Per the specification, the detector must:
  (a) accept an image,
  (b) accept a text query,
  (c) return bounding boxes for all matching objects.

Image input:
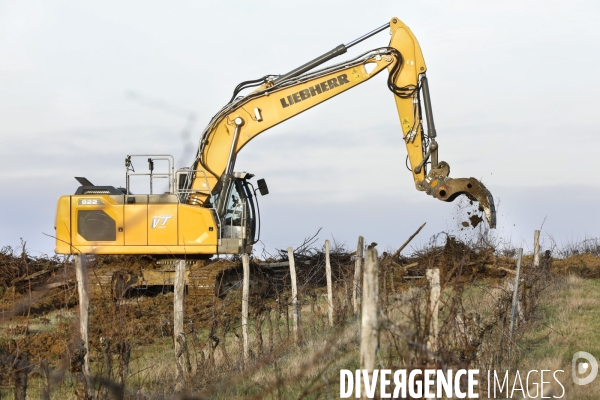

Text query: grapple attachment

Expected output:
[433,177,496,228]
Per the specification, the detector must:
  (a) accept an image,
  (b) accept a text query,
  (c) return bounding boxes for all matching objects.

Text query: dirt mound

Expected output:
[551,253,600,278]
[387,235,511,284]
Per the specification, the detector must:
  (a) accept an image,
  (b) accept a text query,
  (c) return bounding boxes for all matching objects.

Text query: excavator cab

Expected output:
[213,172,265,254]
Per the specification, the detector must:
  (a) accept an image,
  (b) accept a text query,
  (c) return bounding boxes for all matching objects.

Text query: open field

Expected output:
[1,233,599,399]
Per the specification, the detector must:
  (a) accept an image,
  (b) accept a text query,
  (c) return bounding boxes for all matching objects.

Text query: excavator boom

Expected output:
[184,17,496,227]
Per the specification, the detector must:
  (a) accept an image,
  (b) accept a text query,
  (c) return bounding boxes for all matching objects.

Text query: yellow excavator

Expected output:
[54,17,495,296]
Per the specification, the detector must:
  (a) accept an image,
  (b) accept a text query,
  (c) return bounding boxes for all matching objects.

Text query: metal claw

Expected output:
[433,177,497,228]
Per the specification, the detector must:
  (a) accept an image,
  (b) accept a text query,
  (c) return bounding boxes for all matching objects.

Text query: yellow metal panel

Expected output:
[124,204,148,245]
[388,17,427,184]
[71,244,218,255]
[148,204,178,246]
[178,205,217,246]
[191,56,392,195]
[70,195,124,248]
[54,196,72,254]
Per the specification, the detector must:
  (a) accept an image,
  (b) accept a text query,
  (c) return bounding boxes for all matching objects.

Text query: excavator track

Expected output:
[91,257,271,300]
[187,259,271,297]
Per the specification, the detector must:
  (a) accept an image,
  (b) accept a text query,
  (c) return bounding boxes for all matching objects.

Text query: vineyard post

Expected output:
[13,354,29,400]
[255,310,264,357]
[353,236,364,314]
[174,260,190,391]
[325,240,334,327]
[275,297,282,341]
[509,248,523,359]
[288,247,300,343]
[533,230,540,268]
[242,254,250,363]
[360,248,379,398]
[267,308,274,353]
[75,254,93,398]
[426,268,440,355]
[525,229,541,316]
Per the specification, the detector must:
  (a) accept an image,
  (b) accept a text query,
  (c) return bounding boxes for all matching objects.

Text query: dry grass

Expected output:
[518,275,600,399]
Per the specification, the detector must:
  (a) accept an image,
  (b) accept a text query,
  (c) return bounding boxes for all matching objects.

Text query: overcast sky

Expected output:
[1,0,599,257]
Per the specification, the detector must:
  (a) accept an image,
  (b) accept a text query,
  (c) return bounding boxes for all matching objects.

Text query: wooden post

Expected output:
[353,236,364,314]
[533,230,540,268]
[391,222,426,259]
[40,359,50,400]
[325,240,334,327]
[174,260,190,392]
[267,308,274,353]
[426,269,440,355]
[13,354,29,400]
[99,337,111,399]
[117,340,130,388]
[310,293,318,337]
[284,297,290,339]
[382,266,387,305]
[360,248,379,398]
[173,260,185,342]
[242,254,250,363]
[275,298,282,342]
[255,310,264,357]
[526,229,541,317]
[509,248,523,358]
[75,254,93,398]
[288,247,300,343]
[344,281,350,310]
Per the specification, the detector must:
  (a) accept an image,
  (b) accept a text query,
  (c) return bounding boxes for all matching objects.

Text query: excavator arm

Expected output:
[186,17,496,227]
